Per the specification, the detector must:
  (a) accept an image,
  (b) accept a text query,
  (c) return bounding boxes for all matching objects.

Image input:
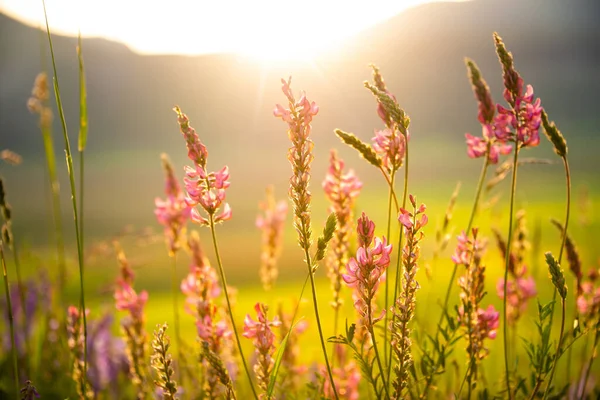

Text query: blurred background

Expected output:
[0,0,599,288]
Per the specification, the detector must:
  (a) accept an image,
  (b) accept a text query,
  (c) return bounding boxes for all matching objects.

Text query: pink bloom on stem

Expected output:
[154,154,191,255]
[322,150,363,208]
[477,305,500,339]
[343,213,392,328]
[372,128,406,172]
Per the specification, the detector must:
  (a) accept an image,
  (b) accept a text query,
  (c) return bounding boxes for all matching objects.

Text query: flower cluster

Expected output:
[243,303,281,394]
[154,153,191,256]
[343,212,392,329]
[456,229,499,382]
[391,195,427,398]
[66,305,93,399]
[174,106,232,226]
[577,265,600,325]
[113,242,149,397]
[87,314,128,396]
[273,77,319,253]
[323,149,362,310]
[27,72,53,130]
[372,128,406,173]
[256,185,288,291]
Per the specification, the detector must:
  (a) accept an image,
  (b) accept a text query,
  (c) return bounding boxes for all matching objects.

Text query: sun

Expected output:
[0,0,453,60]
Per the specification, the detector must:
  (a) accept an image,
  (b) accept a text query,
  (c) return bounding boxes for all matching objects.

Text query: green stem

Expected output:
[42,0,88,383]
[208,215,258,400]
[383,171,396,369]
[542,299,566,400]
[387,139,409,385]
[1,241,20,396]
[170,253,183,384]
[10,240,29,375]
[542,157,571,399]
[502,146,520,400]
[438,154,490,329]
[368,320,391,400]
[421,151,490,400]
[303,240,339,400]
[578,325,599,400]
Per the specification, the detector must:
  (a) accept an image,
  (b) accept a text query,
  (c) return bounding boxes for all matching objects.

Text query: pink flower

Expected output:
[356,212,375,248]
[174,107,232,227]
[243,303,282,392]
[322,150,362,210]
[115,284,148,321]
[477,305,500,339]
[154,155,191,255]
[496,275,537,322]
[322,346,360,400]
[494,82,542,147]
[343,213,392,328]
[372,128,406,172]
[184,165,232,226]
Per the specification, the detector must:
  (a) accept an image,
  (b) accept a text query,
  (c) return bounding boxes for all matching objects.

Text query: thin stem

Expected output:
[438,154,490,329]
[542,157,571,399]
[42,0,88,382]
[502,146,520,400]
[208,215,258,400]
[579,326,599,400]
[387,139,409,384]
[170,253,183,383]
[541,299,566,400]
[379,167,399,211]
[10,241,29,376]
[383,171,396,369]
[1,242,20,397]
[303,240,339,400]
[368,320,391,400]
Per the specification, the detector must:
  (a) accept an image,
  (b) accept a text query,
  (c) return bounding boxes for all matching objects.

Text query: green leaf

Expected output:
[267,319,303,397]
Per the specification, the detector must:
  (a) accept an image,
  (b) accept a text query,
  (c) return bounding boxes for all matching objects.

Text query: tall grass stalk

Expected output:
[541,157,571,400]
[502,146,520,400]
[1,240,19,397]
[170,254,182,377]
[302,229,339,400]
[77,29,87,289]
[579,324,599,400]
[383,170,396,368]
[386,140,409,385]
[42,0,88,379]
[208,215,258,400]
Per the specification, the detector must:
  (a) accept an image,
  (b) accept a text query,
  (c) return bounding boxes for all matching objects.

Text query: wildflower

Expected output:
[372,128,406,173]
[181,231,233,397]
[243,303,281,394]
[273,76,319,253]
[113,243,149,398]
[174,106,232,226]
[464,60,513,164]
[323,150,362,310]
[343,212,392,330]
[256,185,288,290]
[87,314,128,395]
[66,306,93,399]
[456,229,497,388]
[154,154,191,256]
[493,33,543,147]
[391,195,427,398]
[150,324,178,400]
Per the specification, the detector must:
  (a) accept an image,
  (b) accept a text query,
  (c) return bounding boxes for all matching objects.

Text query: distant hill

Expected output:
[1,0,599,243]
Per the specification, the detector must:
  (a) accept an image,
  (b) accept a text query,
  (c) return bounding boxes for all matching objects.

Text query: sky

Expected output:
[0,0,459,59]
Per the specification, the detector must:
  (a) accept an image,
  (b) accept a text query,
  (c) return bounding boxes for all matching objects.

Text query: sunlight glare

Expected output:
[0,0,453,60]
